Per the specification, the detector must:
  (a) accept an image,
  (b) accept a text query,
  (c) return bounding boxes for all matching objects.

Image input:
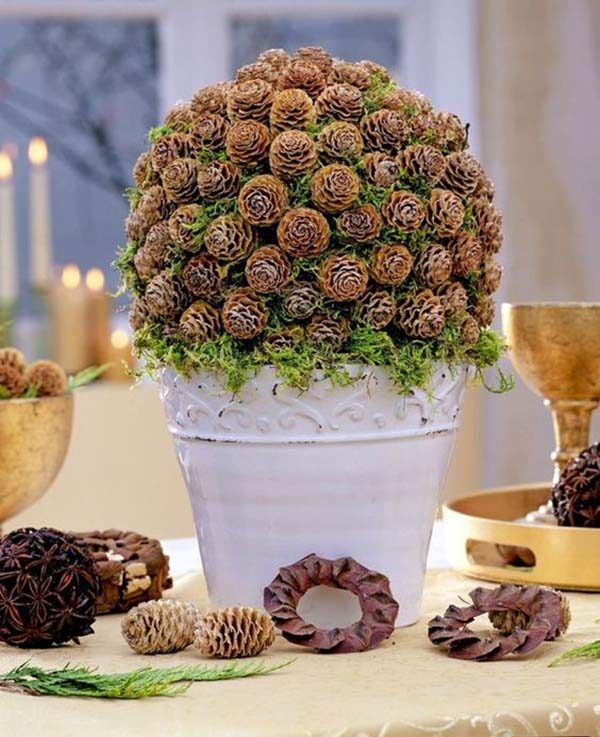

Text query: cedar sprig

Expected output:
[549,640,600,667]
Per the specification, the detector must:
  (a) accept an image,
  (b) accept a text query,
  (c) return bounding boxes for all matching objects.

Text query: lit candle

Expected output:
[0,152,17,304]
[28,137,52,291]
[85,267,110,363]
[102,328,133,382]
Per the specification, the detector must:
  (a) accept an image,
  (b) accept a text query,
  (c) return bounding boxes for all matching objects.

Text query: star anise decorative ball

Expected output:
[0,527,100,648]
[553,443,600,527]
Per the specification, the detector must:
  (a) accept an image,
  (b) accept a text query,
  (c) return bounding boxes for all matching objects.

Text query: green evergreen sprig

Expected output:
[549,640,600,667]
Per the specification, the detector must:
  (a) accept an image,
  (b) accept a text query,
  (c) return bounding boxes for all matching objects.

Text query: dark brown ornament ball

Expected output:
[0,527,100,648]
[552,442,600,527]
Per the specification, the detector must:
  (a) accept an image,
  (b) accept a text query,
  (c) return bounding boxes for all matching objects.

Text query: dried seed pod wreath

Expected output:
[117,46,508,395]
[264,553,399,654]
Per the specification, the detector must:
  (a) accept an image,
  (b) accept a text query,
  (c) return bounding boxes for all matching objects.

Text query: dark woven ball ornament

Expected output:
[0,527,100,648]
[552,442,600,527]
[264,553,399,654]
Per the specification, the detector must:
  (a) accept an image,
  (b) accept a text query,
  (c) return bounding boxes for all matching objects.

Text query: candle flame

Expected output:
[110,329,129,350]
[62,264,81,289]
[0,152,13,180]
[85,268,105,292]
[28,137,48,166]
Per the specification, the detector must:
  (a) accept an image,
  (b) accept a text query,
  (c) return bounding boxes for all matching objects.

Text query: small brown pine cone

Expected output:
[439,152,484,196]
[396,291,446,339]
[450,232,483,277]
[227,79,274,123]
[136,186,170,238]
[189,114,229,152]
[0,347,25,373]
[381,190,426,231]
[294,46,333,76]
[472,198,503,253]
[134,244,161,282]
[269,89,316,133]
[196,606,275,659]
[145,272,189,321]
[431,112,468,152]
[381,88,433,116]
[318,253,369,302]
[168,204,202,251]
[269,130,318,178]
[182,253,222,299]
[150,133,189,172]
[354,289,396,329]
[277,207,330,257]
[482,255,502,294]
[282,281,322,320]
[361,109,408,153]
[306,314,349,350]
[257,48,291,71]
[236,61,279,86]
[310,164,360,214]
[24,360,68,397]
[122,600,200,655]
[197,160,240,201]
[225,120,272,166]
[144,221,171,264]
[460,314,480,345]
[363,152,400,188]
[191,83,230,118]
[359,60,391,80]
[237,174,288,227]
[370,244,413,286]
[179,300,222,343]
[162,158,199,204]
[337,204,382,243]
[0,348,26,397]
[475,174,495,201]
[277,60,326,99]
[129,297,151,331]
[328,60,371,91]
[263,325,304,351]
[222,288,268,340]
[163,102,193,132]
[132,151,159,191]
[399,144,447,185]
[415,244,453,288]
[125,209,144,242]
[204,215,254,262]
[436,281,468,319]
[245,245,291,294]
[428,188,465,236]
[317,121,364,162]
[471,295,496,327]
[315,83,364,122]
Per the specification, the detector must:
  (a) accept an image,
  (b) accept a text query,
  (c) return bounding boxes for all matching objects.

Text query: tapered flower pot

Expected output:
[160,365,468,627]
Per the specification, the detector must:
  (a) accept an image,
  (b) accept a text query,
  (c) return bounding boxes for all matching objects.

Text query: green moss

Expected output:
[288,173,313,208]
[124,187,142,212]
[363,73,398,114]
[147,124,174,143]
[113,241,143,297]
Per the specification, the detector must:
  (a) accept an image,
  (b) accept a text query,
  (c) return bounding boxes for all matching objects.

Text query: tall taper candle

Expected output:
[28,137,52,290]
[0,151,17,303]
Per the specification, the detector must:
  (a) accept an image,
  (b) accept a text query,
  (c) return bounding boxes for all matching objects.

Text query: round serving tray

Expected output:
[443,483,600,591]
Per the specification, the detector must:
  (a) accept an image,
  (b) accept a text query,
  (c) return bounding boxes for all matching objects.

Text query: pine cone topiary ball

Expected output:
[195,606,275,659]
[552,443,600,527]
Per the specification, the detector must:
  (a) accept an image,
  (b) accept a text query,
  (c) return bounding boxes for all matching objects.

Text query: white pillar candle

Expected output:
[0,151,17,303]
[28,137,52,290]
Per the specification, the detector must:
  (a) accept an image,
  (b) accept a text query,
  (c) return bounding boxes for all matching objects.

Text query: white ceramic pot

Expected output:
[159,365,468,627]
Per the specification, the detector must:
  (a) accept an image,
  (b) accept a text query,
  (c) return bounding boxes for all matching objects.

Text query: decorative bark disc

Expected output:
[263,553,399,653]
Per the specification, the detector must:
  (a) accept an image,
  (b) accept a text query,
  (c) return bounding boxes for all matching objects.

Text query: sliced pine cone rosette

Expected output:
[337,204,382,243]
[381,191,426,231]
[269,89,316,133]
[317,121,364,162]
[277,207,330,258]
[315,83,364,122]
[225,120,271,166]
[269,130,317,178]
[318,253,369,302]
[182,253,222,299]
[370,244,413,286]
[238,175,288,226]
[189,114,229,152]
[197,160,240,201]
[277,60,326,99]
[245,245,292,294]
[204,214,254,262]
[227,79,274,123]
[310,164,360,213]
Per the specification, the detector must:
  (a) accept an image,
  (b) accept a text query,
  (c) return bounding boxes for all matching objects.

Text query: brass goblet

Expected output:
[0,395,73,534]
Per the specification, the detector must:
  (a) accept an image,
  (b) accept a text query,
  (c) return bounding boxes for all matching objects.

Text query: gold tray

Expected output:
[443,484,600,591]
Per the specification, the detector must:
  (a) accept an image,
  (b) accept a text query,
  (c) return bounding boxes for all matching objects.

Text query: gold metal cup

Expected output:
[0,394,73,532]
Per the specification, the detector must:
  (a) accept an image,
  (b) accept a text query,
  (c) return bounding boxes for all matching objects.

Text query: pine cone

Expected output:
[471,295,496,327]
[226,120,271,166]
[306,314,349,350]
[282,281,322,320]
[475,174,495,201]
[191,83,230,118]
[415,244,453,288]
[318,253,369,302]
[399,144,447,185]
[189,113,229,152]
[129,297,151,331]
[363,152,400,188]
[162,157,199,204]
[381,88,433,116]
[317,121,364,162]
[328,60,371,90]
[269,89,316,133]
[122,599,200,655]
[435,281,468,318]
[277,60,326,99]
[197,160,240,201]
[310,164,360,213]
[236,61,279,86]
[0,346,25,373]
[354,289,396,329]
[227,79,274,123]
[361,109,407,153]
[145,221,171,264]
[277,207,330,258]
[440,152,484,196]
[136,186,170,238]
[359,60,391,80]
[450,232,483,276]
[294,46,333,76]
[337,204,382,243]
[179,300,222,343]
[315,83,363,122]
[168,204,202,251]
[552,443,600,527]
[134,244,161,282]
[428,188,465,236]
[196,606,275,659]
[222,288,268,340]
[0,347,26,397]
[370,244,413,285]
[269,130,318,178]
[132,151,158,190]
[472,198,503,253]
[263,326,304,351]
[145,272,189,321]
[237,174,288,227]
[245,245,292,294]
[396,291,446,339]
[381,190,426,231]
[164,102,193,132]
[431,112,468,152]
[204,214,254,261]
[460,315,480,344]
[150,133,189,172]
[182,253,222,299]
[257,48,291,71]
[125,209,144,242]
[482,255,502,294]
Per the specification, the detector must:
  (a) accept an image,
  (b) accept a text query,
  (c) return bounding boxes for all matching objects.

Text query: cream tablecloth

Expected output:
[0,568,599,737]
